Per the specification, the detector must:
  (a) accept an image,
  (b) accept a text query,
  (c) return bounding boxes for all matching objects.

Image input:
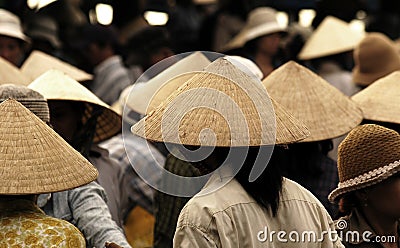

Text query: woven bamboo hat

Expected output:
[262,61,363,142]
[221,7,286,52]
[28,69,121,143]
[298,16,365,60]
[21,50,93,82]
[0,9,29,43]
[0,56,30,86]
[0,84,49,123]
[132,58,310,146]
[352,32,400,86]
[126,52,210,115]
[328,124,400,202]
[352,71,400,124]
[0,99,98,195]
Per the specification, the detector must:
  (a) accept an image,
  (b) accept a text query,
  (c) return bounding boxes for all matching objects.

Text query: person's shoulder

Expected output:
[281,178,328,208]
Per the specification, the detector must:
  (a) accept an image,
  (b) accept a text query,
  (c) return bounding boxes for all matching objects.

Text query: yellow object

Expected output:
[124,206,155,248]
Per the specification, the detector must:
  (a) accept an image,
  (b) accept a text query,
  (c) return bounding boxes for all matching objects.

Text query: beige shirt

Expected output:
[174,176,344,248]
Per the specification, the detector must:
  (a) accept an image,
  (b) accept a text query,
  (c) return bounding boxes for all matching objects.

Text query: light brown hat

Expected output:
[21,50,93,82]
[221,7,286,52]
[0,84,49,123]
[126,52,210,115]
[28,70,121,143]
[328,124,400,202]
[0,99,98,195]
[262,61,363,142]
[0,56,30,86]
[352,32,400,86]
[0,9,29,43]
[298,16,365,60]
[131,58,310,146]
[352,71,400,124]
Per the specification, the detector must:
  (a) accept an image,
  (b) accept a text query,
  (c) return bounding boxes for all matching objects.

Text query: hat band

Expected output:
[338,160,400,188]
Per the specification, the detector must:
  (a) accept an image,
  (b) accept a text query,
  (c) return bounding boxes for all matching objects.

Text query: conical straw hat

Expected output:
[262,61,363,142]
[21,50,93,82]
[126,52,210,115]
[0,56,30,86]
[298,16,365,60]
[132,58,310,146]
[0,99,98,194]
[352,71,400,124]
[28,70,121,143]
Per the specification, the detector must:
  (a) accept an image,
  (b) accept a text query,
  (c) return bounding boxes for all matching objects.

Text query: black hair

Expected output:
[282,140,333,183]
[203,146,285,216]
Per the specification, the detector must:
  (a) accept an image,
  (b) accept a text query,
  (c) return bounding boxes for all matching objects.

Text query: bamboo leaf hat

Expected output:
[262,61,363,142]
[0,99,98,194]
[28,69,121,143]
[131,58,310,147]
[21,50,93,82]
[352,71,400,125]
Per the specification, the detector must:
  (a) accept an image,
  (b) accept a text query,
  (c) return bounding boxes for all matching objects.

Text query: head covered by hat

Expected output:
[0,9,30,43]
[262,61,363,142]
[28,69,121,143]
[221,7,286,52]
[352,71,400,126]
[21,50,93,82]
[0,98,98,194]
[352,32,400,86]
[126,52,211,115]
[0,84,49,123]
[298,16,365,60]
[328,124,400,202]
[26,14,62,49]
[131,58,310,147]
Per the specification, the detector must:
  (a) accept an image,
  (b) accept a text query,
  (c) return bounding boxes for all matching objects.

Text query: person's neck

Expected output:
[361,207,399,246]
[254,52,274,77]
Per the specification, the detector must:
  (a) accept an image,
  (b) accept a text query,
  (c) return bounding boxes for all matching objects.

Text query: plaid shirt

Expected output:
[153,154,202,248]
[100,133,165,220]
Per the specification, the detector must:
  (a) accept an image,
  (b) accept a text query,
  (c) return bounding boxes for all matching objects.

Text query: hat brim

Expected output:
[29,29,62,48]
[221,24,286,52]
[328,160,400,202]
[352,64,400,86]
[0,28,30,43]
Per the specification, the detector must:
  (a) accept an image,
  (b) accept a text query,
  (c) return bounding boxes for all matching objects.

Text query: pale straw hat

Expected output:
[0,99,98,194]
[0,56,30,86]
[21,50,93,82]
[352,32,400,86]
[224,55,263,80]
[328,124,400,202]
[0,9,29,43]
[0,84,50,123]
[131,58,310,146]
[352,71,400,124]
[221,7,286,52]
[126,52,210,115]
[298,16,365,60]
[262,61,363,142]
[28,69,121,143]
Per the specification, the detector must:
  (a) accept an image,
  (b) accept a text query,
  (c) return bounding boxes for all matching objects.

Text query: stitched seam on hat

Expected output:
[338,160,400,188]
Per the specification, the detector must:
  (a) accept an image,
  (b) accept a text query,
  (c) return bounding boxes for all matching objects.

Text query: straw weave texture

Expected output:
[0,99,98,194]
[263,61,362,142]
[132,58,309,146]
[28,70,121,143]
[352,71,400,124]
[126,52,210,115]
[0,57,30,86]
[21,50,93,82]
[0,84,49,123]
[298,16,364,60]
[328,124,400,202]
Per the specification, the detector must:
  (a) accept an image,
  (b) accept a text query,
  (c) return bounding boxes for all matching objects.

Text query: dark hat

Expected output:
[75,24,119,49]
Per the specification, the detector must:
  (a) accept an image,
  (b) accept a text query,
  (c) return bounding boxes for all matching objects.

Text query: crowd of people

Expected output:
[0,2,399,248]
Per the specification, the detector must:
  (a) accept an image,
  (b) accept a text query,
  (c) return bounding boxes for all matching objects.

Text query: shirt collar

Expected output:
[94,55,122,74]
